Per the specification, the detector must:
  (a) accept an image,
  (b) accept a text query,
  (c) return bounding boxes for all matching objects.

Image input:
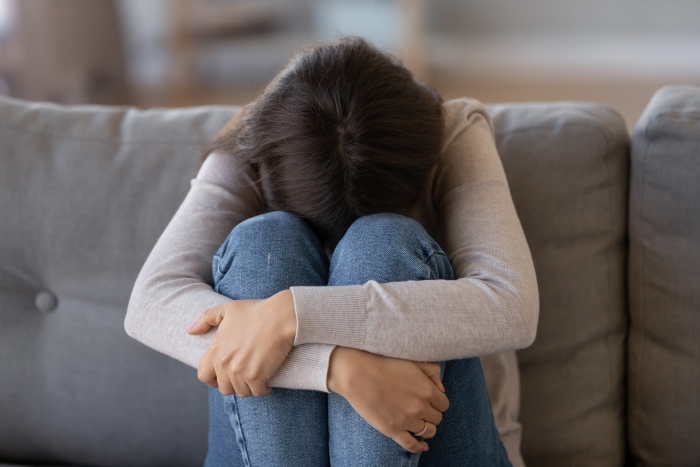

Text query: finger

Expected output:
[197,353,219,388]
[393,431,428,454]
[249,379,272,397]
[186,305,227,335]
[216,373,235,396]
[231,374,253,398]
[412,421,437,440]
[416,362,444,392]
[214,361,235,396]
[430,388,450,413]
[421,406,443,427]
[421,422,437,440]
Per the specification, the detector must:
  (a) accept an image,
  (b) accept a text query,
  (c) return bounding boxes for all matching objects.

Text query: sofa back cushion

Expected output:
[0,97,236,466]
[628,85,700,466]
[487,103,629,466]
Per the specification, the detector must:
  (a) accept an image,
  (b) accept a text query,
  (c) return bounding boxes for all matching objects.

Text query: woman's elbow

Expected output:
[515,290,539,349]
[124,291,148,343]
[124,305,141,341]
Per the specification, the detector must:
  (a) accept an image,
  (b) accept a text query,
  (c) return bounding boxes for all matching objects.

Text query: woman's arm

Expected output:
[291,99,539,361]
[124,147,334,392]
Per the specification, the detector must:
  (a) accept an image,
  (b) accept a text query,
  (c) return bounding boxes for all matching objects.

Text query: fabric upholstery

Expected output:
[0,97,237,466]
[486,103,630,466]
[628,85,700,466]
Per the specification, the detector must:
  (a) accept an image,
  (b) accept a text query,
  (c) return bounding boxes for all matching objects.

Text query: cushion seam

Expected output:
[0,125,214,146]
[495,122,622,139]
[641,112,700,126]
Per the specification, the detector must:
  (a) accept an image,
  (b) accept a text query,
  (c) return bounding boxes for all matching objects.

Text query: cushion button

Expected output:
[35,290,58,314]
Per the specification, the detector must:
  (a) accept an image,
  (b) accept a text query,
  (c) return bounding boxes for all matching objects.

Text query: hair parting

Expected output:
[207,36,445,245]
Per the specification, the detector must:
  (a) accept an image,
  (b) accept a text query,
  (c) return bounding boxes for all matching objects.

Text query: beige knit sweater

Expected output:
[125,98,538,467]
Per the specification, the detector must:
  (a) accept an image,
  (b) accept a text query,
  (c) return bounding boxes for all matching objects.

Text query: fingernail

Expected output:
[423,445,429,452]
[186,321,197,331]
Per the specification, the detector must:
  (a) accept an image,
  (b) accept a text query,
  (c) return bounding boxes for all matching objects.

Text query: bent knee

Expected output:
[344,213,424,243]
[341,213,431,254]
[330,213,453,284]
[212,211,328,295]
[233,211,309,239]
[214,211,320,277]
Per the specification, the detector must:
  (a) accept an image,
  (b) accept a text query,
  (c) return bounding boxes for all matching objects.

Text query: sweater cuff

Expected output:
[291,285,367,350]
[267,344,335,392]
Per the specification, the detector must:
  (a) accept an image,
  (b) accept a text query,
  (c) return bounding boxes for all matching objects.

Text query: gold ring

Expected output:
[414,421,428,437]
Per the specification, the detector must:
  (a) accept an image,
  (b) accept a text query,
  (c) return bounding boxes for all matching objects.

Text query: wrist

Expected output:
[327,347,358,394]
[273,289,297,345]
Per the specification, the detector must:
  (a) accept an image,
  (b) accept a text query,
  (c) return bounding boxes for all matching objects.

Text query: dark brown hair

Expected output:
[209,37,444,244]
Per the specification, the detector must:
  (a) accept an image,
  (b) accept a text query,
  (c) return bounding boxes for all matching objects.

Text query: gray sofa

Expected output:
[1,86,698,467]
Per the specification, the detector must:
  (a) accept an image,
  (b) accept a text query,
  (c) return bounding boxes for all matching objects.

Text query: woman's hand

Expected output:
[186,290,296,397]
[327,347,449,454]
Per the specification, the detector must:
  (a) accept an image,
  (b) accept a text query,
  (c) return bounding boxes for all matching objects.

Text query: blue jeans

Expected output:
[204,212,510,467]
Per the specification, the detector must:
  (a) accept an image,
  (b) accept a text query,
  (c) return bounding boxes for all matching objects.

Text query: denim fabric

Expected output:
[205,211,511,467]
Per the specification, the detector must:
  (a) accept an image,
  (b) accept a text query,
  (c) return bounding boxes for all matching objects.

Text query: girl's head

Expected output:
[211,37,444,244]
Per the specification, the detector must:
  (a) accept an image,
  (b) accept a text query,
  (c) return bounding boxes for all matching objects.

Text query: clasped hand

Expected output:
[187,289,450,453]
[186,290,297,397]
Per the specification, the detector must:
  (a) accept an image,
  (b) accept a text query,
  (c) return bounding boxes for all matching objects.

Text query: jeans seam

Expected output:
[229,396,252,467]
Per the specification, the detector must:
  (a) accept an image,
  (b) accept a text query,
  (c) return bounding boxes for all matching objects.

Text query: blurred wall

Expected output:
[433,0,700,34]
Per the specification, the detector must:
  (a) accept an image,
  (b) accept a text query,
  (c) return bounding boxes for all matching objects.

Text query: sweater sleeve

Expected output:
[291,99,539,361]
[124,150,335,392]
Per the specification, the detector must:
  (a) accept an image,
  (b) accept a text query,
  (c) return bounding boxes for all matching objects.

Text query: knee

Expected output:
[339,213,434,261]
[330,213,453,284]
[231,211,310,242]
[214,211,323,280]
[346,213,422,237]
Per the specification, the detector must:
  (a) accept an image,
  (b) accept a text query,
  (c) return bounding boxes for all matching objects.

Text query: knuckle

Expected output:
[434,412,443,425]
[251,384,268,397]
[234,383,251,398]
[441,395,450,411]
[410,401,425,416]
[387,418,400,431]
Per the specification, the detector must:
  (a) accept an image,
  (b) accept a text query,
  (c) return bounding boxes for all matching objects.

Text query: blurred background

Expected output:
[0,0,698,129]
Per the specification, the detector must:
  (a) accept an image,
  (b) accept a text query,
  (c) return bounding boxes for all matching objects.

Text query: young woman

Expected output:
[125,37,538,466]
